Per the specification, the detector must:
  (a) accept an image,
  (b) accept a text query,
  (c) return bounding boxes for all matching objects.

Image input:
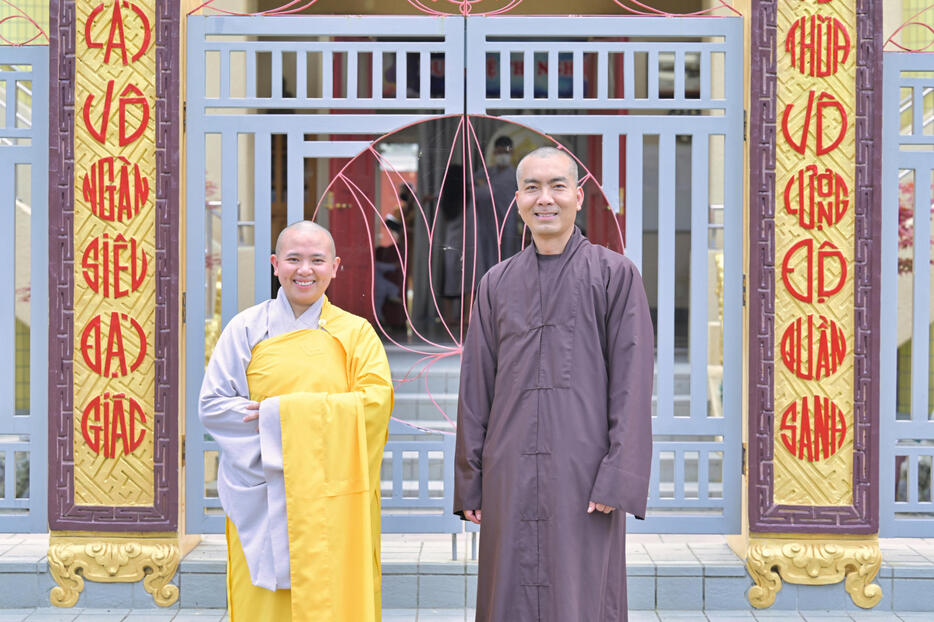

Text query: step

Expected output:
[2,535,932,611]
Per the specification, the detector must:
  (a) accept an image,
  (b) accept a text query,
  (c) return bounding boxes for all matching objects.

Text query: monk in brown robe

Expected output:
[454,146,654,622]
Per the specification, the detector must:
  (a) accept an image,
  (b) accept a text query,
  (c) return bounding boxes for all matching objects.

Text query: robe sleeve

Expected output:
[199,316,282,590]
[279,320,394,489]
[453,275,497,516]
[198,316,263,490]
[588,259,655,519]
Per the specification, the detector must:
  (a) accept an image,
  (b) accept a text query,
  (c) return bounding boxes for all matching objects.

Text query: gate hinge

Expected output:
[742,273,746,307]
[741,442,747,476]
[182,291,186,324]
[182,101,186,131]
[743,109,747,142]
[181,434,186,467]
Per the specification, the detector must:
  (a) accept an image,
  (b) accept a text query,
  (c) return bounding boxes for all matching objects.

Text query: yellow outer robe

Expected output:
[233,299,393,622]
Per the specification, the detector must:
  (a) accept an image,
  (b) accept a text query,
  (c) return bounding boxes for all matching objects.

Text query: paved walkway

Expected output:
[0,609,931,621]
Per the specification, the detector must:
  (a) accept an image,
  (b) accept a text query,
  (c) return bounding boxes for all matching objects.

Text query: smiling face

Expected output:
[270,227,340,318]
[515,150,583,254]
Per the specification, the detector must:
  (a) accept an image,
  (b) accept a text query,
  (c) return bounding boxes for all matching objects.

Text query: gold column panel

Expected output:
[48,533,181,607]
[746,533,882,609]
[773,0,856,507]
[73,0,157,506]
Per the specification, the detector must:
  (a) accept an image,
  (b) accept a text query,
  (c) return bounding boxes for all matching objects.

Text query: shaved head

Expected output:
[516,146,579,188]
[275,220,336,258]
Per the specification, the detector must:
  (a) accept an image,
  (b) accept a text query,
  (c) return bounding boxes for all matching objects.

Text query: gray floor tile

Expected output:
[118,612,175,622]
[381,609,417,621]
[752,612,805,620]
[845,614,905,622]
[416,609,466,622]
[628,612,660,622]
[0,615,31,622]
[894,615,934,621]
[655,612,708,622]
[799,614,855,622]
[703,611,757,620]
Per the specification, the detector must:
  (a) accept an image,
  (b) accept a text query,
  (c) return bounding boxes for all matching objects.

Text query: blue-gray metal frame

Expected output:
[185,15,465,533]
[466,17,744,534]
[186,15,742,535]
[0,46,49,532]
[880,52,934,537]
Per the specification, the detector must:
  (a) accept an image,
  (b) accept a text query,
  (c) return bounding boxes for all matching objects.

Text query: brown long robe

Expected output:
[454,227,654,622]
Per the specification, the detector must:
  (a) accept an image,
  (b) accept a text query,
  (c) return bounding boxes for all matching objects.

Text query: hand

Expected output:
[464,509,482,525]
[242,401,260,422]
[587,501,615,514]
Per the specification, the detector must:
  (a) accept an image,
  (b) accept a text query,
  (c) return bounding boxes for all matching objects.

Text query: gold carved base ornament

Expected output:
[48,534,180,607]
[746,534,882,609]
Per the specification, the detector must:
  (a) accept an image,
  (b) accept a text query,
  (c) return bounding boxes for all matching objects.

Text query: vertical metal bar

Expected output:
[656,133,675,422]
[698,449,710,502]
[597,50,609,101]
[287,131,304,225]
[4,451,13,505]
[573,50,583,100]
[420,51,430,102]
[186,15,209,533]
[220,49,230,100]
[700,50,711,102]
[3,78,13,128]
[623,47,635,101]
[347,49,358,100]
[602,133,620,215]
[911,167,931,423]
[254,132,272,304]
[879,54,899,534]
[524,49,534,102]
[221,131,239,324]
[271,49,283,100]
[246,48,256,99]
[647,50,659,101]
[915,85,924,137]
[418,449,430,500]
[29,47,49,530]
[396,51,405,100]
[625,134,643,273]
[909,454,919,505]
[322,50,333,100]
[295,48,307,102]
[548,49,558,101]
[392,451,403,500]
[372,46,383,102]
[0,161,14,418]
[720,18,744,532]
[674,449,685,501]
[674,50,685,101]
[500,50,509,100]
[689,134,709,422]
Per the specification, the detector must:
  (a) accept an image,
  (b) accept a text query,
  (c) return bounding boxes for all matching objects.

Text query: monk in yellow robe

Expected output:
[199,221,393,622]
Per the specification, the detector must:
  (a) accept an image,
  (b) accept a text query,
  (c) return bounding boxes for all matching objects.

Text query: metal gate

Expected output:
[880,52,934,537]
[0,46,49,532]
[185,14,743,534]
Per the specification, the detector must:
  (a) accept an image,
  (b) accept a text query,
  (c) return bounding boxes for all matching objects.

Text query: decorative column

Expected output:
[47,0,181,607]
[747,0,882,608]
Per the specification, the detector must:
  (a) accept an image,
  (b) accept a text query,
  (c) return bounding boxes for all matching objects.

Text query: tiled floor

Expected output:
[0,609,932,621]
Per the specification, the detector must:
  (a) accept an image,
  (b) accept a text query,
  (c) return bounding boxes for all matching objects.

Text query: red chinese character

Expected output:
[81,156,149,222]
[780,395,847,462]
[81,80,150,146]
[781,238,847,303]
[783,165,849,230]
[786,14,850,77]
[81,392,148,459]
[79,311,147,378]
[84,1,151,65]
[780,314,846,381]
[781,90,847,156]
